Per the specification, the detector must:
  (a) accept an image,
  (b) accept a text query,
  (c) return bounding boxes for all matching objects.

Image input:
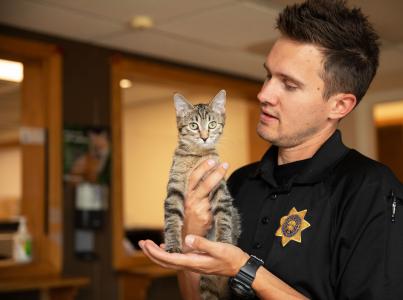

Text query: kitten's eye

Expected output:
[189,122,199,130]
[208,121,217,129]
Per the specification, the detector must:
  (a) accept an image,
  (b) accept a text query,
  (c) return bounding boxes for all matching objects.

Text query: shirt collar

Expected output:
[251,130,350,186]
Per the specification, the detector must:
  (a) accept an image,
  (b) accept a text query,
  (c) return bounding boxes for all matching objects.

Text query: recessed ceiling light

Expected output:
[0,59,23,82]
[130,15,154,30]
[120,79,132,89]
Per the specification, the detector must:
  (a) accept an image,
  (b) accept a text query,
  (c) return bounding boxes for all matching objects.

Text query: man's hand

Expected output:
[140,238,309,300]
[139,235,249,277]
[182,159,229,252]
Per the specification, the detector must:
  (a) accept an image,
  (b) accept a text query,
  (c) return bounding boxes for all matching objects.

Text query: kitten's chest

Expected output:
[170,153,218,179]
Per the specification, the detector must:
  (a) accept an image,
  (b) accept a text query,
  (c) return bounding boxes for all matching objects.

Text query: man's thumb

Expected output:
[185,234,214,252]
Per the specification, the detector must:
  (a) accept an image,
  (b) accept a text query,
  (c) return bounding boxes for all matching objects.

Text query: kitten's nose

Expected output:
[200,130,208,142]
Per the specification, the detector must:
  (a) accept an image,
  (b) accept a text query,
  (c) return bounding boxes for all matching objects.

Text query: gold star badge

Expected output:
[275,207,311,247]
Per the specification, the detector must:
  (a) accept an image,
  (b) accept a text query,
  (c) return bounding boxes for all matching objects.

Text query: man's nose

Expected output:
[257,79,277,105]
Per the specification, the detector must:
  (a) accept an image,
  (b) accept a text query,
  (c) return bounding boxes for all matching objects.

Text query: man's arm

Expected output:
[139,235,309,300]
[331,165,403,299]
[176,159,229,299]
[177,270,201,300]
[252,265,309,299]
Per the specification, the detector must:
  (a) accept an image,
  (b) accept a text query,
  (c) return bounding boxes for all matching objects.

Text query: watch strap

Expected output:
[229,255,264,298]
[238,255,264,284]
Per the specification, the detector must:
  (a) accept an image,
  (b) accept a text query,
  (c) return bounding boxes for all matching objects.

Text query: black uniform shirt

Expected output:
[228,130,403,300]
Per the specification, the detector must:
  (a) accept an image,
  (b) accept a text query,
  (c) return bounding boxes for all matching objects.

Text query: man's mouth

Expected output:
[260,110,279,123]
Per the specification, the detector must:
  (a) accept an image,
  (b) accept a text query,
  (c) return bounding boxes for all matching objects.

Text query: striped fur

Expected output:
[164,90,241,300]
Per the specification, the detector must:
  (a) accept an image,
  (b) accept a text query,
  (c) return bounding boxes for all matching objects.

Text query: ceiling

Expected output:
[1,0,403,83]
[0,0,403,140]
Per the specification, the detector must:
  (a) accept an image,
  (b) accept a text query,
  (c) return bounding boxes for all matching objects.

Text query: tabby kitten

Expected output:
[164,90,241,300]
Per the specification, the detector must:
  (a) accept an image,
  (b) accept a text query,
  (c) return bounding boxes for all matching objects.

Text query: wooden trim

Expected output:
[111,61,125,269]
[0,35,62,277]
[0,35,57,60]
[118,265,176,300]
[110,55,259,97]
[374,116,403,127]
[110,55,261,270]
[0,275,89,300]
[45,48,63,272]
[0,138,20,148]
[0,276,89,293]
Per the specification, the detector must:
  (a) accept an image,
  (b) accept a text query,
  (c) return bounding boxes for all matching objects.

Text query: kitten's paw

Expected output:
[165,246,182,253]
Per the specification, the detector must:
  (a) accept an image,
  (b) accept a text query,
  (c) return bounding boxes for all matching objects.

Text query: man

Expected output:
[140,0,403,299]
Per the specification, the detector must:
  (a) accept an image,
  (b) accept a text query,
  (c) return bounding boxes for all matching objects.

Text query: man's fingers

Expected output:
[188,159,217,191]
[193,163,229,199]
[139,240,181,269]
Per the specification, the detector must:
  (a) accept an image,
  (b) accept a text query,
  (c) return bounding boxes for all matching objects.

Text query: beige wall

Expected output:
[0,147,21,198]
[0,146,21,219]
[342,87,403,160]
[123,96,254,229]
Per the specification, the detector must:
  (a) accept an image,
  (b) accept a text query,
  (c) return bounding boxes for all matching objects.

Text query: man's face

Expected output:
[257,37,333,148]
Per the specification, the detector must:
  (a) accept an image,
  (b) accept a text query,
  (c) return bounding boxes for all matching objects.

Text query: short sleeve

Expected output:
[331,167,403,300]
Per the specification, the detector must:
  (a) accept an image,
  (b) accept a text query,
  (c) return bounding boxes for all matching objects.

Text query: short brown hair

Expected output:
[277,0,380,103]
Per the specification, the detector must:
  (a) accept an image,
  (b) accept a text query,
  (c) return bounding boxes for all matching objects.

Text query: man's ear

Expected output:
[328,93,357,120]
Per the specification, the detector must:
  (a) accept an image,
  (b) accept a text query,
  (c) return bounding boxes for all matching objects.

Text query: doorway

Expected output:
[110,56,263,269]
[374,100,403,181]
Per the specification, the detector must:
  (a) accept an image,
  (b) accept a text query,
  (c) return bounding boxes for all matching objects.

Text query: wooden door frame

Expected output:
[110,55,261,269]
[0,34,62,277]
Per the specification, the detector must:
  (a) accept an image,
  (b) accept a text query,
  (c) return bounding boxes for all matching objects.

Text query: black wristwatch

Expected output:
[228,255,264,299]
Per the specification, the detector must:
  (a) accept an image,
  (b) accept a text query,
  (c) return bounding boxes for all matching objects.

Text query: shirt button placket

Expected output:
[261,216,270,224]
[252,193,278,255]
[253,242,262,249]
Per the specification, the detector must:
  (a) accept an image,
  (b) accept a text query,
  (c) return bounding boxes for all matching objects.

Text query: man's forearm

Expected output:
[177,264,308,300]
[178,270,201,300]
[252,267,309,300]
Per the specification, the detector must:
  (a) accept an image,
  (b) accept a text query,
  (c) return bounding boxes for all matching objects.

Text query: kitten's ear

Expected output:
[209,89,226,114]
[173,93,193,117]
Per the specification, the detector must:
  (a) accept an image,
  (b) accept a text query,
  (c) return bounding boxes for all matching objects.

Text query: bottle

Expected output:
[13,216,32,263]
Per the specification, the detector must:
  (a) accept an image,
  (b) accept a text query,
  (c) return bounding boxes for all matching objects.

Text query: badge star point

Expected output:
[275,207,311,247]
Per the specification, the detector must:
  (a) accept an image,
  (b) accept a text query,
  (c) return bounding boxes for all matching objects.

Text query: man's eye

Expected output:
[284,82,297,91]
[189,123,199,130]
[208,121,217,129]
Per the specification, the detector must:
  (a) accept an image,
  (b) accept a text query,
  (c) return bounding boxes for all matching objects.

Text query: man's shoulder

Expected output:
[330,149,402,194]
[335,149,397,181]
[230,162,260,179]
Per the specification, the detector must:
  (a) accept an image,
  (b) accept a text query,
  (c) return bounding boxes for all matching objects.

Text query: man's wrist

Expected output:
[229,255,264,298]
[232,252,250,276]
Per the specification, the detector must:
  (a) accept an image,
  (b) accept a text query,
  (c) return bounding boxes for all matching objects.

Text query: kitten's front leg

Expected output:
[164,190,185,253]
[212,185,236,245]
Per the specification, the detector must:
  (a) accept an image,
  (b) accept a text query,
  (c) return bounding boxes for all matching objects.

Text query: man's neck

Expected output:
[277,128,336,165]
